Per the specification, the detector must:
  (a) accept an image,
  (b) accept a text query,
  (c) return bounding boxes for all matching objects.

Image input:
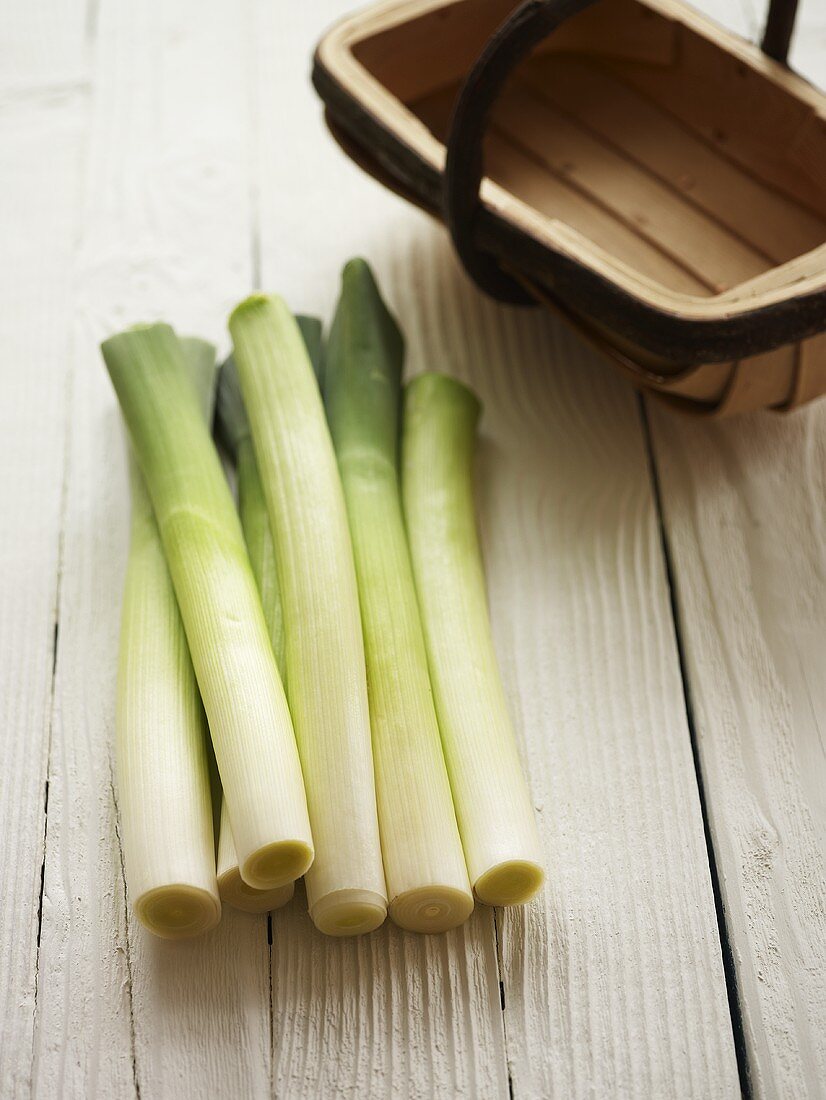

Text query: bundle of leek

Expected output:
[325,261,473,933]
[103,325,313,900]
[115,337,221,938]
[106,268,544,942]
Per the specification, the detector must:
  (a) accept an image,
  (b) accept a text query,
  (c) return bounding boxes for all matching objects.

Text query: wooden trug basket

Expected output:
[313,0,826,415]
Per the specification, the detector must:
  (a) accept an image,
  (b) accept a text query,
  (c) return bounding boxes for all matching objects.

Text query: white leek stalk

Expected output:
[325,261,473,932]
[116,336,220,938]
[103,324,313,891]
[402,373,545,906]
[216,314,321,675]
[212,316,320,913]
[230,297,387,936]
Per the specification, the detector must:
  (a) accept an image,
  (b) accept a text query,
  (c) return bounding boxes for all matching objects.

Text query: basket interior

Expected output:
[352,0,826,300]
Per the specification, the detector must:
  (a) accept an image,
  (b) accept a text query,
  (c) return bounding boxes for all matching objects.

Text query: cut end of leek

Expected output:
[390,886,475,934]
[240,839,314,891]
[218,315,324,457]
[134,884,221,940]
[229,293,280,325]
[474,860,545,907]
[406,371,482,425]
[218,870,295,915]
[309,889,387,937]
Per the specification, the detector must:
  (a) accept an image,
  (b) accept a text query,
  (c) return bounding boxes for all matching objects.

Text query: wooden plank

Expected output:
[32,0,273,1096]
[271,892,507,1098]
[0,89,86,1100]
[647,398,826,1098]
[646,4,826,1095]
[0,0,89,97]
[254,4,510,1095]
[419,247,740,1098]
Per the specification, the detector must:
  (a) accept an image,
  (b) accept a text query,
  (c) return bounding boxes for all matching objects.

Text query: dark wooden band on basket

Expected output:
[443,0,803,305]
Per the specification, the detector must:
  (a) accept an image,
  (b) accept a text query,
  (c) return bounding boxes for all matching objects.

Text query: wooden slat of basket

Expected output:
[493,77,771,294]
[413,81,715,298]
[607,21,824,213]
[520,54,826,263]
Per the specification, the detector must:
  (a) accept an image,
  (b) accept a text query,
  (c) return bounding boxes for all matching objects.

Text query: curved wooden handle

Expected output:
[761,0,799,63]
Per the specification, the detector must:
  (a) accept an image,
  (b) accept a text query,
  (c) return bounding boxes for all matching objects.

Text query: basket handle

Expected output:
[443,0,802,304]
[761,0,799,61]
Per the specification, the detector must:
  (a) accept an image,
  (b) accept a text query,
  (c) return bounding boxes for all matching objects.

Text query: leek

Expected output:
[230,296,387,936]
[213,316,321,909]
[402,373,545,906]
[295,314,325,388]
[116,337,221,939]
[325,261,473,932]
[216,800,294,913]
[216,356,286,675]
[103,324,313,891]
[215,315,322,676]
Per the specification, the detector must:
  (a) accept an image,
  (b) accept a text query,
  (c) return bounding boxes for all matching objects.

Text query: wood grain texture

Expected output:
[0,0,89,98]
[399,230,741,1098]
[0,88,86,1100]
[271,890,507,1098]
[648,3,826,1096]
[648,399,826,1099]
[253,3,511,1094]
[32,0,272,1097]
[3,0,822,1096]
[253,5,741,1088]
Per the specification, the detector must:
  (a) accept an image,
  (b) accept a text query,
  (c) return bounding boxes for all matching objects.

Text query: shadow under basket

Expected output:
[313,0,826,415]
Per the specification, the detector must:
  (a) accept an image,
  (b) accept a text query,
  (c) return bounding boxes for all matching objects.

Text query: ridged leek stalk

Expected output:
[216,315,323,676]
[102,324,313,892]
[213,316,321,913]
[325,261,473,932]
[402,373,545,906]
[116,337,220,938]
[230,297,387,936]
[217,355,287,675]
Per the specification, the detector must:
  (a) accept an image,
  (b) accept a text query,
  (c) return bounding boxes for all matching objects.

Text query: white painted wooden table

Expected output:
[1,1,824,1097]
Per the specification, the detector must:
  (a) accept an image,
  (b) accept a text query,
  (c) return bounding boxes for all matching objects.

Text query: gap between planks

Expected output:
[32,334,76,1090]
[638,397,753,1099]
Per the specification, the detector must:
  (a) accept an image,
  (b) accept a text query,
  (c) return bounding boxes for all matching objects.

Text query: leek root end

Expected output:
[390,885,474,934]
[240,839,314,891]
[135,884,221,940]
[474,860,545,907]
[309,889,387,937]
